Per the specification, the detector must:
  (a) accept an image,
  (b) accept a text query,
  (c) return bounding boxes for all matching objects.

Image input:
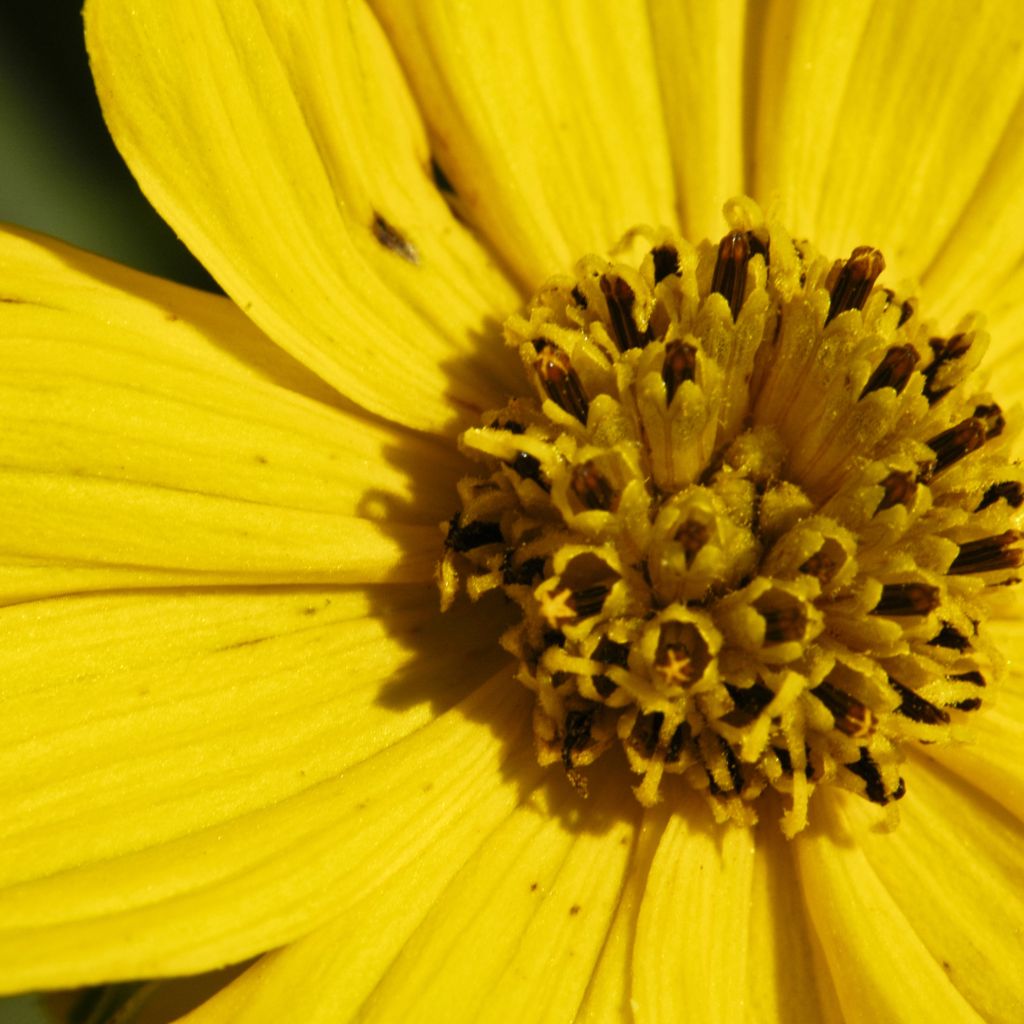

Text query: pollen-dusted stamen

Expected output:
[600,274,651,351]
[533,343,589,423]
[978,481,1024,511]
[860,345,920,398]
[872,582,941,616]
[825,246,885,323]
[662,340,697,404]
[947,531,1023,575]
[439,199,1022,835]
[876,469,918,512]
[711,230,752,320]
[926,417,988,475]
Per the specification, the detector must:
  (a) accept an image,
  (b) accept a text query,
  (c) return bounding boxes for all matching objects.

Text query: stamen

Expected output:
[860,345,920,398]
[977,481,1024,511]
[846,748,904,805]
[711,231,751,320]
[925,417,987,475]
[825,246,885,323]
[662,340,697,404]
[534,344,589,422]
[811,682,876,738]
[876,470,917,512]
[651,244,681,283]
[571,462,617,511]
[922,333,972,404]
[600,274,650,351]
[562,708,595,769]
[947,531,1023,575]
[724,680,774,724]
[445,515,503,552]
[888,677,950,725]
[872,582,940,616]
[510,450,548,489]
[928,622,971,651]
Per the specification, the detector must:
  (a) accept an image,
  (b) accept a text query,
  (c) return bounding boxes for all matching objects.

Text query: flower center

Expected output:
[438,198,1022,835]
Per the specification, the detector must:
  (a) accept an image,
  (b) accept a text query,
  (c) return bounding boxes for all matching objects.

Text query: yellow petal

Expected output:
[981,261,1024,386]
[85,0,522,433]
[354,784,636,1024]
[0,659,531,992]
[372,0,677,289]
[752,2,872,236]
[795,793,984,1024]
[745,821,841,1024]
[920,618,1024,823]
[755,1,1024,289]
[649,0,746,240]
[632,797,756,1024]
[923,94,1024,324]
[0,227,454,600]
[575,806,668,1023]
[847,758,1024,1021]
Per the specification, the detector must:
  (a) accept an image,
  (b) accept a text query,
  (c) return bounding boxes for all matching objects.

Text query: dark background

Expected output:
[0,0,214,289]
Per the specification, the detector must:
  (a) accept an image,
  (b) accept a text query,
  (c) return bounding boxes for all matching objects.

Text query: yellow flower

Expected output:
[2,2,1023,1022]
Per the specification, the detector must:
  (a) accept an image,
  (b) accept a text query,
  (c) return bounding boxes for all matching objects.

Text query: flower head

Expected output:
[1,2,1023,1023]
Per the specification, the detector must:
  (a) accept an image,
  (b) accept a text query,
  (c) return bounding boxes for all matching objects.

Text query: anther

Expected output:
[651,244,681,283]
[760,605,807,644]
[973,403,1005,439]
[888,677,950,725]
[882,289,916,327]
[927,622,971,651]
[675,518,709,564]
[951,669,986,687]
[846,747,901,805]
[570,584,612,619]
[501,552,545,586]
[445,514,503,552]
[949,697,982,712]
[860,345,920,398]
[631,711,664,757]
[872,582,941,616]
[922,334,971,404]
[876,470,917,512]
[711,231,751,320]
[592,636,631,668]
[510,450,549,490]
[947,531,1023,575]
[724,680,774,724]
[600,274,650,351]
[774,745,815,779]
[562,708,595,769]
[665,723,689,763]
[811,683,876,738]
[488,417,525,434]
[709,738,744,793]
[662,340,697,404]
[977,481,1024,511]
[534,344,589,423]
[571,461,617,511]
[825,246,885,324]
[800,543,844,584]
[925,417,987,475]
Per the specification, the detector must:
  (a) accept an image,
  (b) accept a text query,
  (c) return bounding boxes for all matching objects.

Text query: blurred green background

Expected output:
[1,3,214,1021]
[0,0,213,289]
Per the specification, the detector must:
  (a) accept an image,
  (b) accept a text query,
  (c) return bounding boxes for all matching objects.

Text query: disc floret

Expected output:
[439,199,1022,835]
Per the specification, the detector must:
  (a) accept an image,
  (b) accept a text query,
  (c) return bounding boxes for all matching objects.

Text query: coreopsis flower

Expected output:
[2,2,1023,1022]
